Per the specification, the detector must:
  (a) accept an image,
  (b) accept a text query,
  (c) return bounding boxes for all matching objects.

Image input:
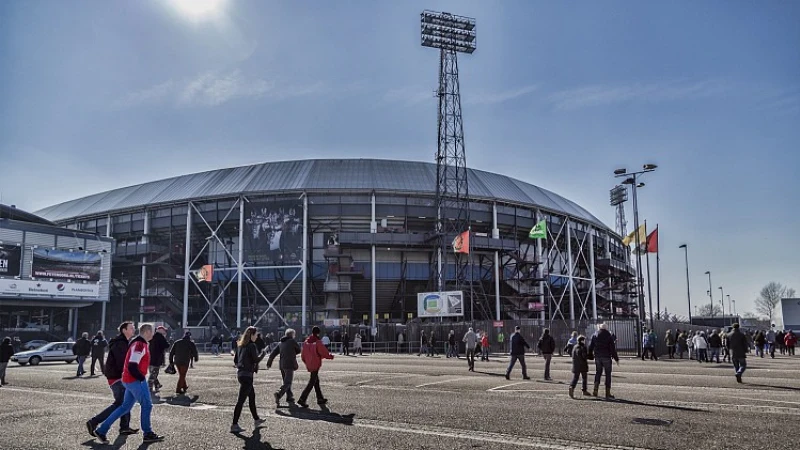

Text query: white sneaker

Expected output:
[254,419,266,428]
[230,424,244,433]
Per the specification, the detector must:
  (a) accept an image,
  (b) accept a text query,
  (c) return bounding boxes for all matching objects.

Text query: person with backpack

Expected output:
[568,335,590,398]
[537,328,556,381]
[297,326,334,408]
[72,332,92,377]
[86,322,139,438]
[90,331,108,376]
[169,331,199,395]
[267,328,301,406]
[230,327,267,434]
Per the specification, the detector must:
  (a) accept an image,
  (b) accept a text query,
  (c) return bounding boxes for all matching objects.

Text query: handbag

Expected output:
[164,363,176,375]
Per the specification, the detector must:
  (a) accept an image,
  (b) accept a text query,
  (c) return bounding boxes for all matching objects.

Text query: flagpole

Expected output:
[655,225,661,320]
[644,220,654,329]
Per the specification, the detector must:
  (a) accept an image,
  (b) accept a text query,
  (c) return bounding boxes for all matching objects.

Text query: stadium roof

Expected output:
[34,159,609,229]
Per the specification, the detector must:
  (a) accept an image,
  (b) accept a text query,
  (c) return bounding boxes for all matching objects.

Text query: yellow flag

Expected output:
[622,224,647,247]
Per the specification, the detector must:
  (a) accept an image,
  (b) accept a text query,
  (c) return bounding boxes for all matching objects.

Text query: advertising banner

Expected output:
[243,201,303,266]
[0,278,100,298]
[417,291,464,318]
[32,248,102,281]
[0,244,22,277]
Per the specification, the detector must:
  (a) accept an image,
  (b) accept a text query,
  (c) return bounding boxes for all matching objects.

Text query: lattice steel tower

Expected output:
[421,11,476,301]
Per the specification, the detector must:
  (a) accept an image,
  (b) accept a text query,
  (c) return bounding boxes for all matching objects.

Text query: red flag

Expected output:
[452,231,470,254]
[646,228,658,253]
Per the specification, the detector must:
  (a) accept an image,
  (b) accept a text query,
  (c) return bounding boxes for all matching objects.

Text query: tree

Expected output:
[698,303,722,316]
[741,311,761,319]
[754,282,795,323]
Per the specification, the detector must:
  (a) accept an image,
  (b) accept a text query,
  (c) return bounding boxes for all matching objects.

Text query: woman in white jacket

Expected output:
[692,331,708,363]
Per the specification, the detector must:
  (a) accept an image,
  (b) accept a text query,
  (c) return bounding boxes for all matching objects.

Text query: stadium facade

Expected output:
[33,159,635,334]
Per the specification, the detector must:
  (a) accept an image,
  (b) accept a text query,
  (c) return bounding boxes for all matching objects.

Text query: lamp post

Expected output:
[704,271,713,317]
[679,244,692,324]
[718,286,725,324]
[727,294,732,322]
[732,298,736,317]
[615,164,657,337]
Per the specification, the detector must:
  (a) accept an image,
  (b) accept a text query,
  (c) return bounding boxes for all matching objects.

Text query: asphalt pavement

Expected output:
[1,350,798,450]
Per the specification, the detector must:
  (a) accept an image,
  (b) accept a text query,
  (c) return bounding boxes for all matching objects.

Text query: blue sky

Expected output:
[1,0,798,320]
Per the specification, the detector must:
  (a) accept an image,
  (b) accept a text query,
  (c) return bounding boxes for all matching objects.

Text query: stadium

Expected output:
[31,158,635,334]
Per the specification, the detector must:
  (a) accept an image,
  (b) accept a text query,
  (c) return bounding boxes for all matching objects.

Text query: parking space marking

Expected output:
[488,382,527,391]
[415,377,471,388]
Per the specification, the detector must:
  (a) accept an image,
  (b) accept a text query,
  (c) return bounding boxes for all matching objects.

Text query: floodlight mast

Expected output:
[421,10,484,319]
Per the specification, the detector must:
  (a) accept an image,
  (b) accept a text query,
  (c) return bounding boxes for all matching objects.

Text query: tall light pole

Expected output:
[727,294,732,322]
[732,298,736,317]
[704,271,713,317]
[679,244,692,324]
[718,286,725,323]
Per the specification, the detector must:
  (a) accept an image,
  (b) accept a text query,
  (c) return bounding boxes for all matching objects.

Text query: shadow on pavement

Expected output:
[473,371,506,377]
[605,398,706,412]
[274,404,355,425]
[155,394,200,406]
[233,427,285,450]
[745,383,800,392]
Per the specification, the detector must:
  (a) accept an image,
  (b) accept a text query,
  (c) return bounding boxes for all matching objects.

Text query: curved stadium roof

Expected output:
[34,159,608,229]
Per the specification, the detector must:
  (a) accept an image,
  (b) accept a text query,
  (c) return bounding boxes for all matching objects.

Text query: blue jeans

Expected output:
[96,380,152,435]
[733,358,747,376]
[211,344,219,356]
[76,356,87,375]
[594,357,613,388]
[506,355,527,378]
[277,369,295,400]
[90,381,131,430]
[709,348,720,363]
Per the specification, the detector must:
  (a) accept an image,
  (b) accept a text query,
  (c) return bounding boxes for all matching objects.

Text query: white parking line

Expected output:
[487,382,527,391]
[415,377,471,388]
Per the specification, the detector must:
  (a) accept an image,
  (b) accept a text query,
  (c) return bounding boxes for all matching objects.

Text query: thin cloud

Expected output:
[386,84,539,107]
[383,86,433,107]
[113,80,175,109]
[548,79,733,110]
[464,85,539,105]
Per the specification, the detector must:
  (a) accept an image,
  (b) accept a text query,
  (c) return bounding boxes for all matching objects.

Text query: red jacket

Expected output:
[786,334,797,346]
[122,336,150,384]
[301,335,333,372]
[481,335,489,348]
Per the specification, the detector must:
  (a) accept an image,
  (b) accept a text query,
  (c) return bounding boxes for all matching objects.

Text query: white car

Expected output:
[11,342,77,366]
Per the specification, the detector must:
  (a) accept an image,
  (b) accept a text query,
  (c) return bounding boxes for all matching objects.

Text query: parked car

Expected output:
[11,342,76,366]
[21,340,49,350]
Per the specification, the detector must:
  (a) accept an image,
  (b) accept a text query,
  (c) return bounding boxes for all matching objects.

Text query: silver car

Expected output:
[11,341,77,366]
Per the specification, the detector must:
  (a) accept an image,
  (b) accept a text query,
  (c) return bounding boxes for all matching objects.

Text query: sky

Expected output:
[1,0,798,321]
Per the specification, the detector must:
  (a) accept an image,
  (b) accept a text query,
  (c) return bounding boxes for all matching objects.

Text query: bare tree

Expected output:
[698,303,722,316]
[741,311,761,319]
[755,282,795,323]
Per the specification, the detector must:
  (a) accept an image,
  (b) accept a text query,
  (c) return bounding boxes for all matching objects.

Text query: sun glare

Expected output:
[168,0,227,21]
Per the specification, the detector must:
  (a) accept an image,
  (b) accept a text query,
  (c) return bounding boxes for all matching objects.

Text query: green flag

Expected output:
[529,220,546,239]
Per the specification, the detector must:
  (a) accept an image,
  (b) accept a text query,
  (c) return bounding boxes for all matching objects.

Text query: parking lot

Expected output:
[1,351,799,449]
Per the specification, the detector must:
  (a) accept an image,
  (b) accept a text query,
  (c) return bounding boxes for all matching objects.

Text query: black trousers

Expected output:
[90,354,105,375]
[232,375,259,424]
[299,371,324,402]
[570,371,588,390]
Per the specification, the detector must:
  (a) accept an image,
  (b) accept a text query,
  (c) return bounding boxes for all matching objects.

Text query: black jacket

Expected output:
[169,337,199,366]
[255,337,267,352]
[103,334,130,381]
[234,342,266,376]
[510,332,530,356]
[210,335,222,345]
[0,340,14,363]
[589,329,619,361]
[72,338,91,357]
[707,333,722,349]
[267,336,301,371]
[537,334,556,355]
[90,335,108,357]
[727,329,749,359]
[149,332,170,367]
[571,343,589,374]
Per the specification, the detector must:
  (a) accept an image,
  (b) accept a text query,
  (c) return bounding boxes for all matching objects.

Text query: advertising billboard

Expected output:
[780,298,800,331]
[417,291,464,318]
[0,244,22,277]
[32,248,102,281]
[243,201,303,266]
[0,278,100,298]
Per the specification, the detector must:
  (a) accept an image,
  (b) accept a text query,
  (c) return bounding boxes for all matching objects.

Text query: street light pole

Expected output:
[727,294,732,322]
[705,271,713,317]
[718,286,725,324]
[679,244,692,324]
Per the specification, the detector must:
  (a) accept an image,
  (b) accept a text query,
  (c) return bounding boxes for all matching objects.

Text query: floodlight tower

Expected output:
[609,185,628,237]
[421,10,476,304]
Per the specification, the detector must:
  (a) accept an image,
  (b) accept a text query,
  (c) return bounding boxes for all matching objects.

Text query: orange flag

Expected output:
[452,231,470,254]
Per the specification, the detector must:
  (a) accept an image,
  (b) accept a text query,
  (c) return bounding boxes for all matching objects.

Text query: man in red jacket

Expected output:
[297,326,334,408]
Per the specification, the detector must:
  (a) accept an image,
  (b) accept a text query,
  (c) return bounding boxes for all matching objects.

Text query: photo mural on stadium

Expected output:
[32,248,102,281]
[243,201,303,266]
[0,245,22,277]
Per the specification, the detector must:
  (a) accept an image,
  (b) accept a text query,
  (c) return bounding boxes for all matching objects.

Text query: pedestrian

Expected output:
[397,332,404,353]
[727,323,748,383]
[0,336,14,386]
[90,331,108,376]
[447,330,457,358]
[267,328,301,406]
[676,330,687,359]
[72,332,92,376]
[462,327,477,371]
[692,331,708,363]
[588,323,619,399]
[321,334,331,351]
[480,332,490,361]
[537,328,555,381]
[568,335,589,398]
[786,331,797,356]
[563,331,578,357]
[428,332,437,357]
[211,333,222,357]
[419,331,428,357]
[297,326,335,408]
[353,332,363,356]
[776,330,786,355]
[647,329,658,360]
[665,330,675,359]
[708,329,722,363]
[148,326,170,393]
[230,331,239,356]
[721,330,731,362]
[169,331,199,395]
[230,326,268,434]
[766,325,777,358]
[754,331,766,357]
[505,326,530,380]
[255,332,267,353]
[687,330,695,360]
[342,332,350,356]
[86,322,139,439]
[92,323,165,444]
[265,332,275,352]
[497,330,505,353]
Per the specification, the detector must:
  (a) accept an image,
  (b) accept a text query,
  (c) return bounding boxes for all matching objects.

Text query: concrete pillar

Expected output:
[566,219,575,327]
[139,210,149,325]
[301,193,309,334]
[589,227,597,321]
[237,198,244,328]
[371,244,376,336]
[182,203,192,329]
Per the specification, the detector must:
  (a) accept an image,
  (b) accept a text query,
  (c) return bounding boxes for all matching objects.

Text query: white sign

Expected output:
[417,291,464,318]
[0,278,100,298]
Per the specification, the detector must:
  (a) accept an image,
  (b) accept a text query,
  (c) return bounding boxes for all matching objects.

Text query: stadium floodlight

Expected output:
[421,10,476,54]
[614,168,627,175]
[609,185,628,206]
[643,164,658,171]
